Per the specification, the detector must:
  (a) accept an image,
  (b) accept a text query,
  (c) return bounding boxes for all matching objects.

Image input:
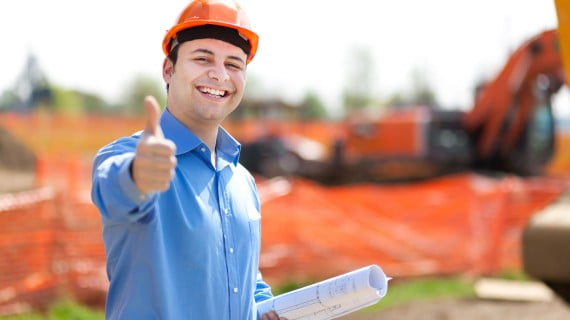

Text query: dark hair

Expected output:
[166,46,180,91]
[168,44,180,66]
[174,25,251,56]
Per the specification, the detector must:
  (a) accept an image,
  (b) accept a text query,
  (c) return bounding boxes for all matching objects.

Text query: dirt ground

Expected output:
[344,296,570,320]
[0,126,36,193]
[0,169,35,193]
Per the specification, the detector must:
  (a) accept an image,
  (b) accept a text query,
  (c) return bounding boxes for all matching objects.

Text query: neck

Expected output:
[183,119,218,151]
[167,107,219,152]
[189,122,218,168]
[196,126,218,152]
[199,126,218,169]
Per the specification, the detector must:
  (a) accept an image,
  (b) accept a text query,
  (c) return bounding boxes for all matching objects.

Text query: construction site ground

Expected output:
[345,296,570,320]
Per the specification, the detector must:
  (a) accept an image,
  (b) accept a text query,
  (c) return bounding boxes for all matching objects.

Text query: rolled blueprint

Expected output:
[257,264,390,320]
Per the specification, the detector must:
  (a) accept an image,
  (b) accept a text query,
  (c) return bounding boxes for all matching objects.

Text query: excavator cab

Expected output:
[462,28,563,176]
[506,85,556,175]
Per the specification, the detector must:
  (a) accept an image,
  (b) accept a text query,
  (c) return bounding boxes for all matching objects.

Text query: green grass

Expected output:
[363,275,476,312]
[271,274,476,318]
[1,275,511,319]
[496,268,532,281]
[0,300,104,320]
[275,275,475,310]
[272,278,317,296]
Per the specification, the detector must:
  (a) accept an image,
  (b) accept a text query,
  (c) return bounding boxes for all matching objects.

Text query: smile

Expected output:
[197,86,228,98]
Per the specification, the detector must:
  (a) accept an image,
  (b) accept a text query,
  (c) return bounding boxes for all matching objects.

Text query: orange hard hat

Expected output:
[162,0,259,63]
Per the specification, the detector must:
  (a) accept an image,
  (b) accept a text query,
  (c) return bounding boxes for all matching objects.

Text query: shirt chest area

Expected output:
[155,153,260,251]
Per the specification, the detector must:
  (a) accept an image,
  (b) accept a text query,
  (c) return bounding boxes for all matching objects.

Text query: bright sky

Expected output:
[1,0,567,118]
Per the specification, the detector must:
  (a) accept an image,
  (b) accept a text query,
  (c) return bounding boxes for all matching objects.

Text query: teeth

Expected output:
[199,87,225,97]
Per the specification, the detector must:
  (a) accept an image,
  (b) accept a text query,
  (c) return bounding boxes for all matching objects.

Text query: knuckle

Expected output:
[166,142,176,153]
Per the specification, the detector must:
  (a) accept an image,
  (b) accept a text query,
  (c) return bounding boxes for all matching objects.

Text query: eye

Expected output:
[226,63,243,71]
[193,56,210,63]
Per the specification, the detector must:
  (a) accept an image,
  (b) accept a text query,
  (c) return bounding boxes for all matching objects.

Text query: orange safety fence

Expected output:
[256,174,568,284]
[1,113,570,314]
[0,187,107,315]
[3,172,566,314]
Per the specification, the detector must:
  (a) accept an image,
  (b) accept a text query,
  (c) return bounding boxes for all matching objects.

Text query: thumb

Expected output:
[143,95,162,137]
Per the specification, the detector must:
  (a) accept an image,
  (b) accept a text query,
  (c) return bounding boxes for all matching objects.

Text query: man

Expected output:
[91,1,285,319]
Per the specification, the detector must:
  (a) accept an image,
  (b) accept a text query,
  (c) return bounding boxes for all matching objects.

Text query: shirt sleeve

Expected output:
[91,136,158,225]
[253,270,273,303]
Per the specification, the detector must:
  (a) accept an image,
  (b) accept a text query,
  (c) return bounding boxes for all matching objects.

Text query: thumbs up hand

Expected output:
[132,96,177,195]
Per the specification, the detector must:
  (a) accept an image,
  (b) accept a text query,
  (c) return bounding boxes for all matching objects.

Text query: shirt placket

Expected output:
[217,167,240,319]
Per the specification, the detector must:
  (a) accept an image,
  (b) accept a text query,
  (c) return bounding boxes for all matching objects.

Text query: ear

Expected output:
[163,57,174,84]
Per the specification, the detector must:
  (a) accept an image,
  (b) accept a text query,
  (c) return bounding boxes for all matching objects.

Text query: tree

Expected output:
[119,74,166,115]
[342,46,375,113]
[0,89,19,111]
[385,92,407,108]
[48,86,111,115]
[409,66,438,108]
[3,53,54,111]
[51,86,83,115]
[301,90,328,119]
[79,91,110,114]
[385,67,439,109]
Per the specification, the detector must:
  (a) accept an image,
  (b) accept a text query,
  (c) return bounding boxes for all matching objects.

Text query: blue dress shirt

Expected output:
[91,109,273,319]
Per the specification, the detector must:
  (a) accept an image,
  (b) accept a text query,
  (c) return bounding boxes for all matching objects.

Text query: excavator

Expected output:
[325,22,561,183]
[239,28,563,183]
[522,0,570,304]
[236,0,570,304]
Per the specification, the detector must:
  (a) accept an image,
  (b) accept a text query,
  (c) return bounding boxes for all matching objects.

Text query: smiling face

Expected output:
[163,38,247,131]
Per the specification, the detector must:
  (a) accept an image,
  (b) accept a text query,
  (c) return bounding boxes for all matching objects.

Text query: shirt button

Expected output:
[200,147,206,152]
[233,288,238,293]
[224,208,229,215]
[229,248,234,254]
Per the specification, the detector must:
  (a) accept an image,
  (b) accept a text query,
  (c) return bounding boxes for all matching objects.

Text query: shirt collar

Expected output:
[216,126,241,166]
[161,108,201,155]
[160,108,241,165]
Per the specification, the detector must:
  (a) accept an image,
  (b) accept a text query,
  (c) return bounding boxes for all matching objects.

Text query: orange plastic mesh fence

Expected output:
[0,113,569,313]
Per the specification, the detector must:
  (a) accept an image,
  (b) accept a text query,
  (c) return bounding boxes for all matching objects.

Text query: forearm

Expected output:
[92,150,157,224]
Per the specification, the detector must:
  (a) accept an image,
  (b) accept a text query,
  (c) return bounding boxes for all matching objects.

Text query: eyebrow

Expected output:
[191,48,246,65]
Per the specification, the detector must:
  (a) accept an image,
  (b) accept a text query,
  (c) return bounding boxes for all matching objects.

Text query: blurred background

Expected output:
[1,0,570,319]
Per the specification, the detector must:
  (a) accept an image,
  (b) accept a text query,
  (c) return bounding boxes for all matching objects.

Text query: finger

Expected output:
[136,178,172,193]
[135,157,176,172]
[262,312,279,320]
[143,95,162,137]
[134,171,174,192]
[137,140,176,157]
[135,165,174,179]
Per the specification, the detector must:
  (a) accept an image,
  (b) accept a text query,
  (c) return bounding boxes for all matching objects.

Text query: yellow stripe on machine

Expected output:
[555,0,570,85]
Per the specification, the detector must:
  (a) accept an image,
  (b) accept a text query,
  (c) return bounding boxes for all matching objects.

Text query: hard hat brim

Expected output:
[162,20,259,63]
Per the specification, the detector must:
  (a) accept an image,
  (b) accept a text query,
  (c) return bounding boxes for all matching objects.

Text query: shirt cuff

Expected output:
[118,157,151,204]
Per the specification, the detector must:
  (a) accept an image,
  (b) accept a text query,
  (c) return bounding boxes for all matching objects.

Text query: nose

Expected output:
[208,63,229,82]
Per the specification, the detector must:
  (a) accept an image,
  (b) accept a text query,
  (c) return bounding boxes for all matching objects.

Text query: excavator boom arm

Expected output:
[462,29,564,159]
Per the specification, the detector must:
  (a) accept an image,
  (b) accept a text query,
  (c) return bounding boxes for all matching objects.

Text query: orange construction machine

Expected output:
[521,0,570,304]
[239,29,565,184]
